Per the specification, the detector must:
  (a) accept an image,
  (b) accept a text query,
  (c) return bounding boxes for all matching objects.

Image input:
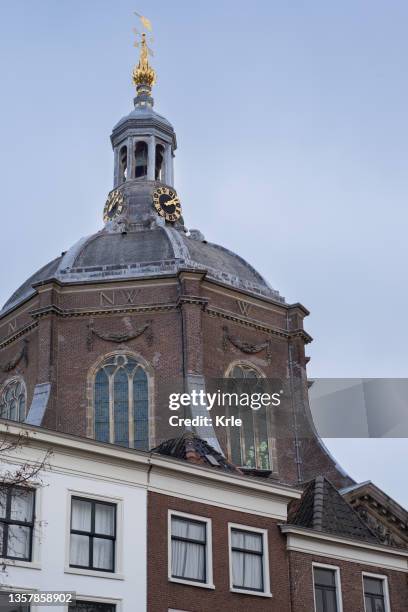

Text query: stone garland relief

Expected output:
[86,318,153,351]
[0,338,29,373]
[355,505,401,547]
[222,325,272,363]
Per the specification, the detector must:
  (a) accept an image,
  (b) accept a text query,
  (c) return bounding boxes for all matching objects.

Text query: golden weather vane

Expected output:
[132,11,156,95]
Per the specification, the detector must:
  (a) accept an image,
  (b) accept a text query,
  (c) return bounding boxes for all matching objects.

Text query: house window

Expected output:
[0,378,26,423]
[229,525,270,595]
[313,566,341,612]
[227,364,271,470]
[69,497,116,572]
[69,603,115,612]
[363,575,388,612]
[169,512,213,587]
[0,486,35,561]
[93,354,149,449]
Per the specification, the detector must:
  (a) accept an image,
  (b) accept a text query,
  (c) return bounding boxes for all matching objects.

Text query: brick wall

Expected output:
[288,550,408,612]
[147,491,292,612]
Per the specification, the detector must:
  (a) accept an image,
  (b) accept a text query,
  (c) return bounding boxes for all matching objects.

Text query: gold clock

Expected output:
[152,187,181,223]
[103,189,125,223]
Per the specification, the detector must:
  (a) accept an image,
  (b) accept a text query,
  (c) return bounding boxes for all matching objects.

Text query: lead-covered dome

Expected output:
[1,223,283,314]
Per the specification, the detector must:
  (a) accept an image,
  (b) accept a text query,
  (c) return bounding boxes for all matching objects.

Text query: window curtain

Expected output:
[93,503,114,570]
[171,518,206,581]
[231,530,263,590]
[70,499,91,566]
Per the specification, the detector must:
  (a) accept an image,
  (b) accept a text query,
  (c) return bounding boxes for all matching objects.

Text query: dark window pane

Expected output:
[325,589,338,612]
[135,141,148,178]
[314,568,336,586]
[113,368,129,447]
[155,144,165,181]
[364,598,374,612]
[133,368,148,450]
[364,577,384,596]
[94,369,110,442]
[373,599,385,612]
[315,587,325,612]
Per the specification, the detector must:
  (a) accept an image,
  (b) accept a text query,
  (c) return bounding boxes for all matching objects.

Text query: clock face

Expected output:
[103,190,125,223]
[152,187,182,223]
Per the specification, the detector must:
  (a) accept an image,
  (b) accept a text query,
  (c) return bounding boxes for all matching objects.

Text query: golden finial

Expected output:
[132,13,156,105]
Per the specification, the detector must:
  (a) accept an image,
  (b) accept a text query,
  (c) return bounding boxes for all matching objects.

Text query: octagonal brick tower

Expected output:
[0,32,352,488]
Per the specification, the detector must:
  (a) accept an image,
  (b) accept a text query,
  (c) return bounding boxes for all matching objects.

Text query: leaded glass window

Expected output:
[93,355,149,449]
[0,379,26,422]
[227,364,271,470]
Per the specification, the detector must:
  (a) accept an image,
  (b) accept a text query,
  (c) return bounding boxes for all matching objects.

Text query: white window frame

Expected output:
[313,562,343,612]
[64,490,124,580]
[168,510,214,589]
[362,572,391,612]
[228,522,272,597]
[0,481,42,570]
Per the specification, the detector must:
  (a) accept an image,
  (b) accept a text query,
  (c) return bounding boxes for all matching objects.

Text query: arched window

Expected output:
[119,145,127,182]
[227,364,271,470]
[155,144,165,181]
[134,141,148,179]
[93,354,149,449]
[0,378,26,422]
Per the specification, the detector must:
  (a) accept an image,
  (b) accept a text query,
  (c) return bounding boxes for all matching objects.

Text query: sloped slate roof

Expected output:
[152,431,242,474]
[288,476,381,544]
[2,225,283,315]
[3,256,63,312]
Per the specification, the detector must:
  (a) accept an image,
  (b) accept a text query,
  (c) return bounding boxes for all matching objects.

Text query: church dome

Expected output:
[1,224,283,314]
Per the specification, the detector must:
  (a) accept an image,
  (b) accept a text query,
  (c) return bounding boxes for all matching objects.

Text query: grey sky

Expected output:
[0,1,406,505]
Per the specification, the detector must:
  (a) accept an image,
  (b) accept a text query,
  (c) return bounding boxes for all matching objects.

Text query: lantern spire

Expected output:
[132,14,156,107]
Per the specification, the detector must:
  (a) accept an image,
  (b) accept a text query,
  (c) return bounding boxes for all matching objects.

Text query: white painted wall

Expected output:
[0,444,148,612]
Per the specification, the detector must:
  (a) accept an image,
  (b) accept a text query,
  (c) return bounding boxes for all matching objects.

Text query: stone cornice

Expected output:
[29,303,175,320]
[206,306,313,344]
[176,295,208,310]
[0,322,38,350]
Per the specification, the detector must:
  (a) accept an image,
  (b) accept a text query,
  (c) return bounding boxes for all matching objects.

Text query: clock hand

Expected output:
[163,197,179,207]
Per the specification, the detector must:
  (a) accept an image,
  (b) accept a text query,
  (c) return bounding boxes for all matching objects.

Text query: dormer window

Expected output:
[135,141,148,179]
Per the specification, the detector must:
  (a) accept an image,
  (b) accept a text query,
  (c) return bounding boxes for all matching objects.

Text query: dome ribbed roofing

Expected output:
[1,226,284,314]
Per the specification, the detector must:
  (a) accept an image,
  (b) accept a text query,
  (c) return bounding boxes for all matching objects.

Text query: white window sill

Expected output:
[0,558,41,570]
[64,567,124,580]
[230,587,272,598]
[169,577,215,590]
